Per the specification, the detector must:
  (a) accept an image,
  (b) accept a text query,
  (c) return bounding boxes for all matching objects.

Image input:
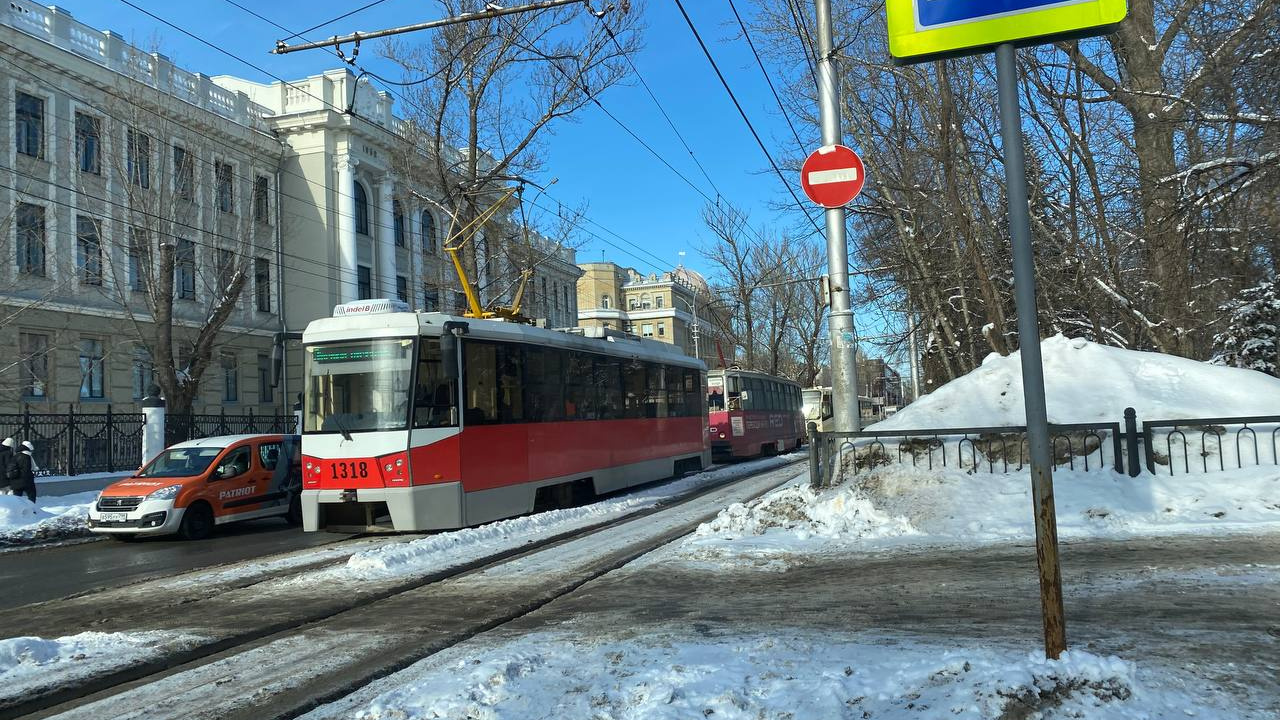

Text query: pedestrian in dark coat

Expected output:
[11,440,36,503]
[0,437,15,495]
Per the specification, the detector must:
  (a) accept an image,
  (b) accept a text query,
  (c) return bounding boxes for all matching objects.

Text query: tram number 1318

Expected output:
[329,460,370,479]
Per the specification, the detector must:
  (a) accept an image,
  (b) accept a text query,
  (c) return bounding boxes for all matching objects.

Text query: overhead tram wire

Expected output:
[125,0,675,277]
[669,0,825,237]
[726,0,808,156]
[785,0,820,91]
[213,0,679,275]
[277,0,395,44]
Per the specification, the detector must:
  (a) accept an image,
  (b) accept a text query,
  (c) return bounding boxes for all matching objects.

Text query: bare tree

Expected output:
[382,0,639,302]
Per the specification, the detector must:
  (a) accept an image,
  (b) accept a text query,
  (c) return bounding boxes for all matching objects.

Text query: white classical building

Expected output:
[0,1,286,414]
[0,2,582,413]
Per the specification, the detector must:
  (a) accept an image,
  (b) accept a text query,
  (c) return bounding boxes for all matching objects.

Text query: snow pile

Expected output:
[684,464,1280,555]
[0,631,203,704]
[302,632,1255,720]
[872,334,1280,430]
[0,492,99,548]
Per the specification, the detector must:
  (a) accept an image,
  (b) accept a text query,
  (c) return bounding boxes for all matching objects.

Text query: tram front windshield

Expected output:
[305,338,417,433]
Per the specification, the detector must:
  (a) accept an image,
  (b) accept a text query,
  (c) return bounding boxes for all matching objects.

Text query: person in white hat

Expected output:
[11,440,35,502]
[0,438,15,496]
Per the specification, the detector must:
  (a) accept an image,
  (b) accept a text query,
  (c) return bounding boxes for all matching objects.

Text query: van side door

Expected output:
[208,445,259,519]
[257,440,294,512]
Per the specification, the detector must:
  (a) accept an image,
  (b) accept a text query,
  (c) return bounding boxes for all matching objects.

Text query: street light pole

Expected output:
[814,0,861,433]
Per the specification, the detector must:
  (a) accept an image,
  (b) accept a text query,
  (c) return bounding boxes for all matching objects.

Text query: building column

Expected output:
[378,176,398,300]
[335,154,359,303]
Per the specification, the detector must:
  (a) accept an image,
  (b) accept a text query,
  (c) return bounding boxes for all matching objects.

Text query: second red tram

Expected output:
[706,369,804,460]
[300,300,710,532]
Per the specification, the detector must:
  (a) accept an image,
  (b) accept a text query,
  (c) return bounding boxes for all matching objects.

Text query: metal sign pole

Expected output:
[814,0,861,434]
[995,42,1067,659]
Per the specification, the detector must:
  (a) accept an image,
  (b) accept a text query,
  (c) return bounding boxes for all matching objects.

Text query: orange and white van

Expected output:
[88,434,301,540]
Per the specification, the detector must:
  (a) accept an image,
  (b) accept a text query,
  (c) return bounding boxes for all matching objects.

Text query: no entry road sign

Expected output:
[887,0,1127,63]
[801,145,865,209]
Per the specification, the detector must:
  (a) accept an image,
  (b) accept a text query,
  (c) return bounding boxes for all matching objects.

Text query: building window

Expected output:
[357,265,372,299]
[453,290,468,312]
[216,162,234,213]
[629,296,640,310]
[423,286,440,311]
[75,112,101,174]
[173,145,194,200]
[176,239,196,300]
[222,353,238,402]
[658,321,666,337]
[393,201,406,247]
[76,216,103,286]
[253,176,270,222]
[641,294,651,309]
[16,203,45,277]
[255,258,271,312]
[214,248,236,294]
[258,354,273,404]
[421,210,436,253]
[655,295,664,309]
[565,286,572,318]
[354,182,369,235]
[641,323,654,337]
[127,128,150,188]
[131,346,154,400]
[129,228,150,293]
[396,275,408,303]
[15,91,42,158]
[601,295,611,309]
[19,332,48,398]
[79,338,105,399]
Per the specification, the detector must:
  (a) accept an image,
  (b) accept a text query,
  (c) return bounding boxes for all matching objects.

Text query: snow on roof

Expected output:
[870,334,1280,431]
[169,434,294,450]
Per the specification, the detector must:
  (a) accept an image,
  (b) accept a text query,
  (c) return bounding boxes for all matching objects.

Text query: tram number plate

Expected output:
[99,512,128,522]
[328,460,371,480]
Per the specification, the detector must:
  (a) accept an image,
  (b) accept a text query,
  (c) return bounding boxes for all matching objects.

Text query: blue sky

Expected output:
[57,0,825,282]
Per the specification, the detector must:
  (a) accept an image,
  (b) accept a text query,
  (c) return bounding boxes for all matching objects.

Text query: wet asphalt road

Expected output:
[1,520,353,607]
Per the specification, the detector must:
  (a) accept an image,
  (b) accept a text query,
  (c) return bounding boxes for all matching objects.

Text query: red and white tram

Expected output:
[300,300,710,532]
[706,368,804,460]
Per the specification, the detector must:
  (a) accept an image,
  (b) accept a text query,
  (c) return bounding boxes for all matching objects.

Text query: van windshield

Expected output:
[139,447,224,478]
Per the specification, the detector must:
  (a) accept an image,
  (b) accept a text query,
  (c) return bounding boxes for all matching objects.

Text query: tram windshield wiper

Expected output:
[334,414,354,442]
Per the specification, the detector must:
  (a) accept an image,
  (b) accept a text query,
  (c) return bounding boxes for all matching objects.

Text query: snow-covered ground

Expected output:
[0,630,203,705]
[669,464,1280,562]
[302,629,1259,720]
[0,491,100,548]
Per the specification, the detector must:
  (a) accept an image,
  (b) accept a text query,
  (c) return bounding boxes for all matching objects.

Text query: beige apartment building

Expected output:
[576,261,732,368]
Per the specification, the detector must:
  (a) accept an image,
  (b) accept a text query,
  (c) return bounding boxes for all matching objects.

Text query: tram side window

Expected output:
[464,342,498,424]
[670,366,690,417]
[414,338,457,428]
[593,357,624,420]
[523,345,565,422]
[769,382,781,411]
[692,370,705,416]
[564,351,595,420]
[623,360,646,419]
[496,344,524,423]
[645,361,667,418]
[741,378,758,411]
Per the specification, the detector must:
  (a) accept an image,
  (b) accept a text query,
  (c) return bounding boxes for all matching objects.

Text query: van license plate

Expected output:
[99,512,128,522]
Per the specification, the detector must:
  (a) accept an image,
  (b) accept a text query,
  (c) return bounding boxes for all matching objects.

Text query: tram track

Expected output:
[4,455,806,720]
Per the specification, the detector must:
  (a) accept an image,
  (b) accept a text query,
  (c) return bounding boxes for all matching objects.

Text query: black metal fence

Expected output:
[0,408,296,477]
[808,406,1280,486]
[164,410,298,447]
[808,421,1123,489]
[0,408,144,477]
[1142,414,1280,476]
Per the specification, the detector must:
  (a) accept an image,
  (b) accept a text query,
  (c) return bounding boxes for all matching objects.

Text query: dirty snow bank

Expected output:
[301,631,1254,720]
[685,464,1280,556]
[288,455,799,583]
[0,631,203,705]
[0,492,99,548]
[872,334,1280,430]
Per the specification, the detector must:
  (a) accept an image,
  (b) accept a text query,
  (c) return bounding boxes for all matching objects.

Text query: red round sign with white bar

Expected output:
[800,144,866,208]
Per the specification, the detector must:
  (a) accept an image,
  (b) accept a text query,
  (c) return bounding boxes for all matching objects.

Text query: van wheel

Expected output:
[285,492,303,526]
[178,503,214,541]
